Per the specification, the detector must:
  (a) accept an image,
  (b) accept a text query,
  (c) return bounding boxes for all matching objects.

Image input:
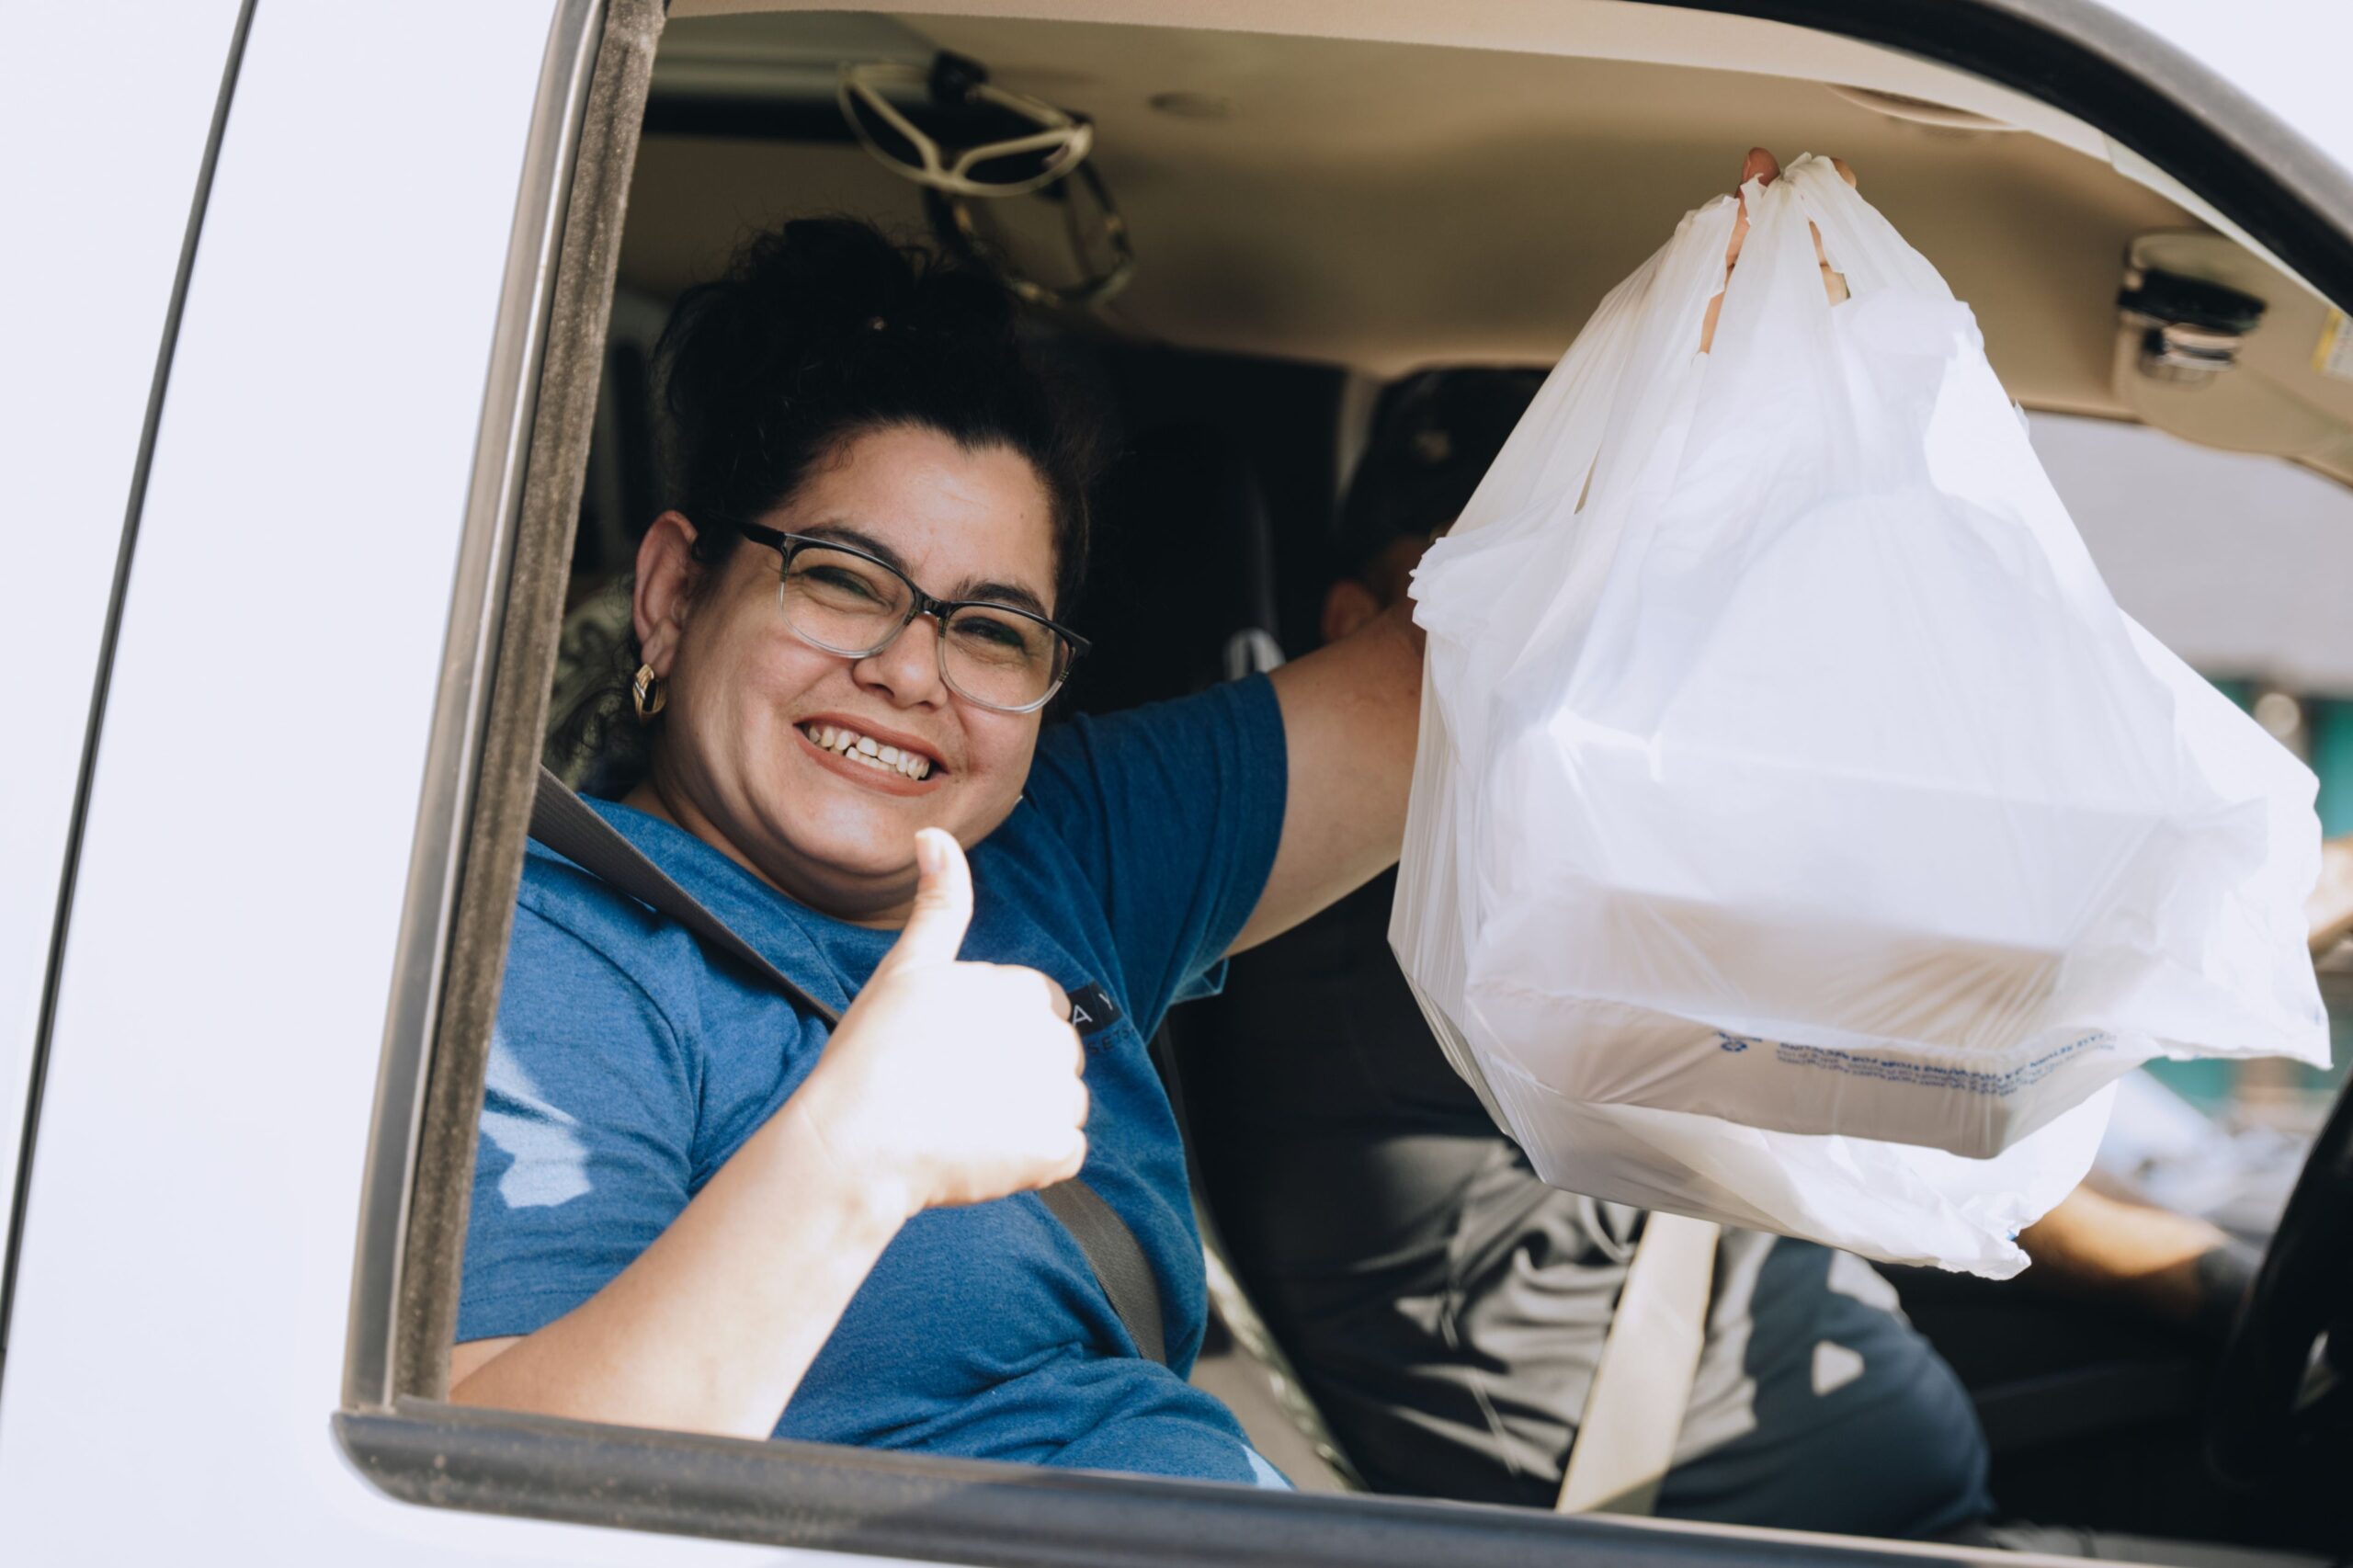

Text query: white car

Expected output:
[7,2,2352,1564]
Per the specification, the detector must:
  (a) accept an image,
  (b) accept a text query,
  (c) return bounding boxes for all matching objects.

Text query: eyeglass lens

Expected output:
[780,543,1068,710]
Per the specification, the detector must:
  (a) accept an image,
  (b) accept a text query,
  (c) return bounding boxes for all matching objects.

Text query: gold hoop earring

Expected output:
[631,662,666,722]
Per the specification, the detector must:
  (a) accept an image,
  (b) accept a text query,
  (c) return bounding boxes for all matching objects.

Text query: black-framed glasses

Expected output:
[728,521,1088,715]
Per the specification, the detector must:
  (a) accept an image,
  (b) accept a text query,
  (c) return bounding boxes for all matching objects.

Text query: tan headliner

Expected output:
[626,6,2353,474]
[628,15,2188,403]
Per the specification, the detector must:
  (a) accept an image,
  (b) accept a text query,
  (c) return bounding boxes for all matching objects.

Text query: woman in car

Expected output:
[447,211,1418,1485]
[450,150,1883,1491]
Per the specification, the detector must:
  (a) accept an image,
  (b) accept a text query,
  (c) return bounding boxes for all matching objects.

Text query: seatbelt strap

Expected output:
[530,767,813,1003]
[1033,1179,1165,1366]
[527,765,1168,1365]
[1553,1212,1720,1517]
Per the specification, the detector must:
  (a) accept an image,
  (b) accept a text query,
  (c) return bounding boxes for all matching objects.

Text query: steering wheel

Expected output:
[2206,1069,2353,1486]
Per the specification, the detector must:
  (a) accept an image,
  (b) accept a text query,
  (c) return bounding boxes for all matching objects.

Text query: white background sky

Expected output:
[2034,414,2353,691]
[2105,0,2353,170]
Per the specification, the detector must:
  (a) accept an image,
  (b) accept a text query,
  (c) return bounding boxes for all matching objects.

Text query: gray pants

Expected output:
[1203,1129,1991,1536]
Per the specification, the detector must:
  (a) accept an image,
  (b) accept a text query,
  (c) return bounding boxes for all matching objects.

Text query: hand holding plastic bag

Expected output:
[1392,154,2328,1276]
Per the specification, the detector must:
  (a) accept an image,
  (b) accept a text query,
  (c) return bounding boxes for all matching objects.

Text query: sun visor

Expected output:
[2112,230,2353,480]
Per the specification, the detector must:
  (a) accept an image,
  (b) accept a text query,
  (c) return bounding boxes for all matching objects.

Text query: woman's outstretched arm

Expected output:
[449,1085,910,1437]
[1235,599,1426,954]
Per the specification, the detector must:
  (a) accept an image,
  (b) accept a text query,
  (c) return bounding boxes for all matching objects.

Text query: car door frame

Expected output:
[330,1,2353,1564]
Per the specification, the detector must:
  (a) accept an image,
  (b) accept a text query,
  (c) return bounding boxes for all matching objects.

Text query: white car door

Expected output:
[0,0,247,1299]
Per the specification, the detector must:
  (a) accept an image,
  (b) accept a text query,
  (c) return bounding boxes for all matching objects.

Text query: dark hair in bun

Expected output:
[656,216,1095,610]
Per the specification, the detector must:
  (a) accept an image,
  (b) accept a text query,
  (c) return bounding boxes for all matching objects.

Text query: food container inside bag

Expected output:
[1392,156,2330,1273]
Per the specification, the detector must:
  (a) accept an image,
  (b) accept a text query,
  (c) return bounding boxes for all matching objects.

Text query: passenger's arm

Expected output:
[2016,1186,2255,1337]
[450,830,1087,1437]
[2020,840,2353,1337]
[1234,598,1426,952]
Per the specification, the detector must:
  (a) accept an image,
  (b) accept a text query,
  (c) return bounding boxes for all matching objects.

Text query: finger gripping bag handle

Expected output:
[1781,153,1949,301]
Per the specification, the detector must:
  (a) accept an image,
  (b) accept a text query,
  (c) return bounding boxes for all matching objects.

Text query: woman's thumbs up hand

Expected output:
[791,828,1089,1221]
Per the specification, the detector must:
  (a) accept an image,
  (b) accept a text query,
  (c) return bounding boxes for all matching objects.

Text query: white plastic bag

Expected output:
[1392,156,2329,1276]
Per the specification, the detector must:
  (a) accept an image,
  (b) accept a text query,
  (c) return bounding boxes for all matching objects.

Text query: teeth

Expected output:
[802,723,931,780]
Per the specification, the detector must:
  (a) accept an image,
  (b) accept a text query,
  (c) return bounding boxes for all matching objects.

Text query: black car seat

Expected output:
[1063,420,1286,715]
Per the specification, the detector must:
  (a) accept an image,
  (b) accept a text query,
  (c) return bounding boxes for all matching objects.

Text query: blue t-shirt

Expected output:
[460,676,1290,1486]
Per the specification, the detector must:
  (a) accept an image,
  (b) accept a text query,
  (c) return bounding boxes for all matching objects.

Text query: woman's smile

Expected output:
[793,712,947,796]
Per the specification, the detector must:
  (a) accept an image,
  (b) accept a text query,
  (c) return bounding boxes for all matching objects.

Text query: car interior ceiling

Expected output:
[551,5,2353,1549]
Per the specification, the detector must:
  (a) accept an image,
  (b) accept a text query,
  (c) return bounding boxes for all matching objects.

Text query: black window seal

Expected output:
[337,1396,1988,1568]
[0,0,260,1389]
[335,0,2353,1562]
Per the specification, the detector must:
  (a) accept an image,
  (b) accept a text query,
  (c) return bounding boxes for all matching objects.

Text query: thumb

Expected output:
[877,828,972,974]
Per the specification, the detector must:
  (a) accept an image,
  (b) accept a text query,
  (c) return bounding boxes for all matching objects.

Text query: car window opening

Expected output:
[364,7,2353,1565]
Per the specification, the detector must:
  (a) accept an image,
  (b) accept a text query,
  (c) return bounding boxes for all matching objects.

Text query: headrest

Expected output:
[1336,369,1543,577]
[1063,421,1285,716]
